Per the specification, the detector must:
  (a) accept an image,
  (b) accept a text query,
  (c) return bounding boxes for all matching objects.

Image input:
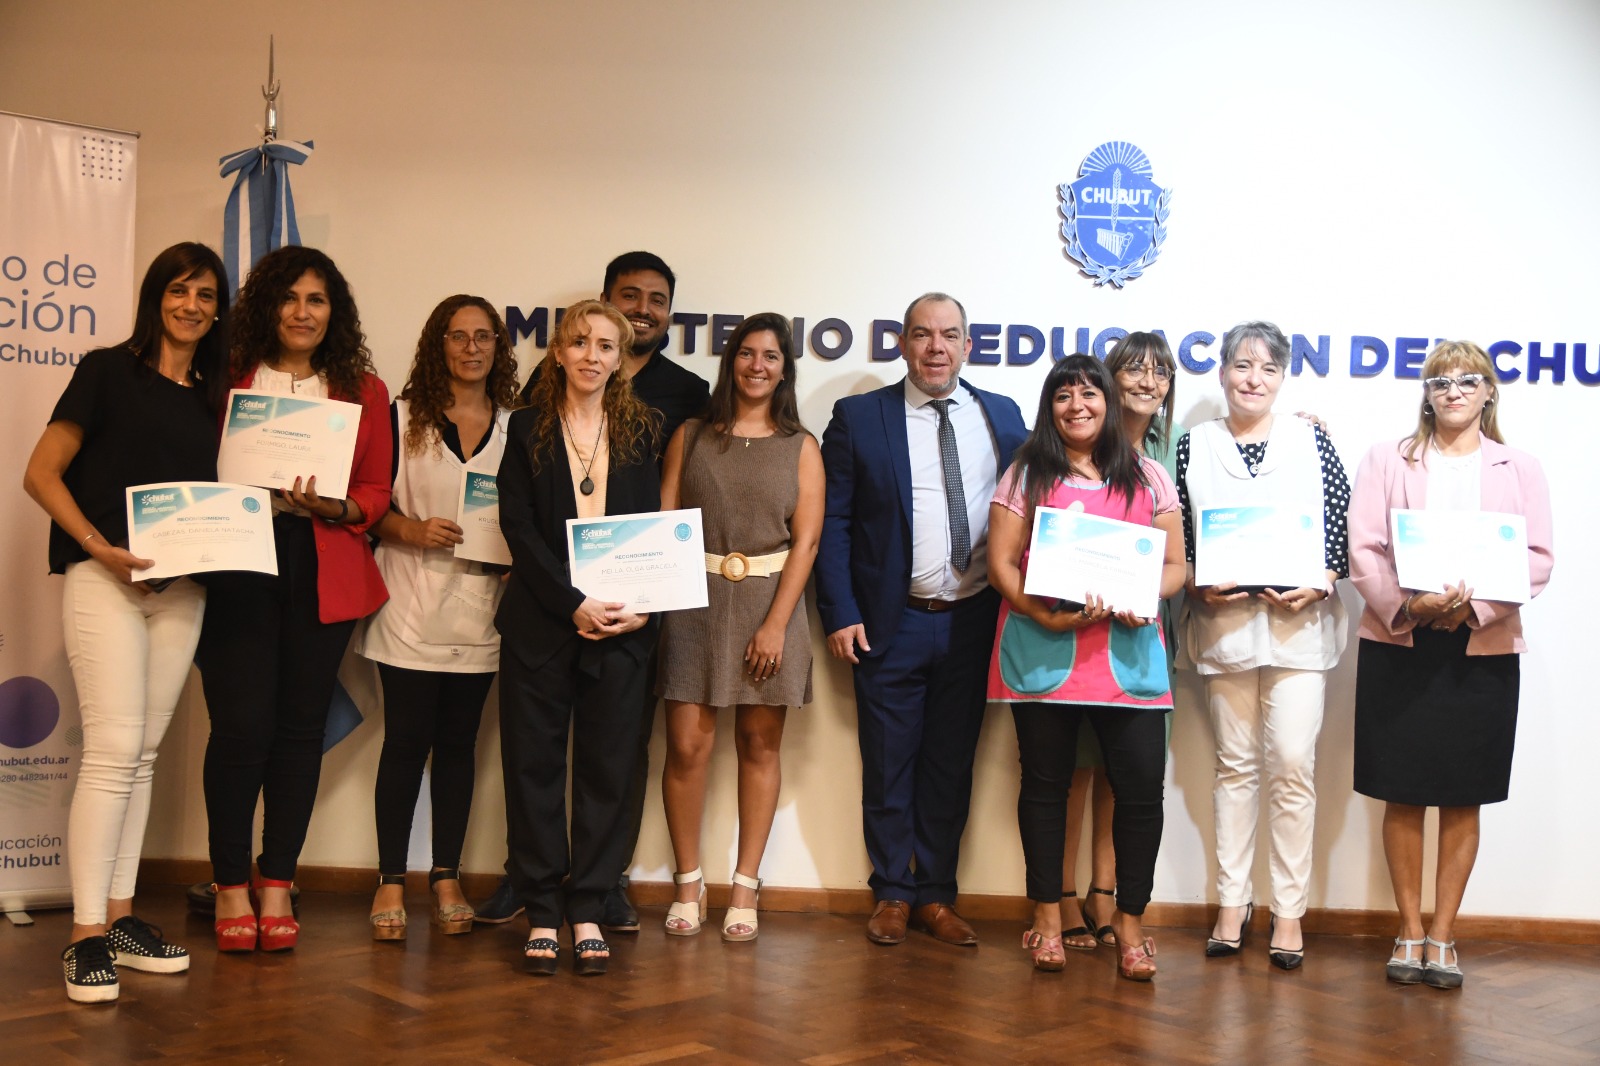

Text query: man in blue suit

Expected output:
[817,292,1028,946]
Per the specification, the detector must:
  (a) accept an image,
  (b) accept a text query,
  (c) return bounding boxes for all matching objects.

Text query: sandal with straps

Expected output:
[212,883,257,953]
[665,867,707,936]
[722,872,762,942]
[1118,935,1158,981]
[370,873,407,942]
[1085,885,1117,946]
[573,935,609,976]
[1387,936,1426,984]
[1422,936,1464,989]
[1059,891,1097,951]
[429,867,474,935]
[255,877,299,953]
[1022,928,1066,972]
[522,936,560,977]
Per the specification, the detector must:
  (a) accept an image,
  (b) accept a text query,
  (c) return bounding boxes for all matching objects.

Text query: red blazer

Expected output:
[231,367,393,623]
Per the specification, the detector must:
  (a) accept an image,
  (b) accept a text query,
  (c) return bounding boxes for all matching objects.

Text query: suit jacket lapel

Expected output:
[882,385,914,530]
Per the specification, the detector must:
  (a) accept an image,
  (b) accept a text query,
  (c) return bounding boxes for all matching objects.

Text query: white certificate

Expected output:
[566,508,708,613]
[1194,503,1326,591]
[1022,506,1166,618]
[217,389,362,500]
[454,469,511,567]
[1391,509,1531,604]
[125,482,277,580]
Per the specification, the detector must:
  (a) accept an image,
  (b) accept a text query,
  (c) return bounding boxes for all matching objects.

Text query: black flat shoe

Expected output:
[1268,916,1305,971]
[1206,901,1254,958]
[600,879,639,933]
[573,937,609,976]
[522,937,560,976]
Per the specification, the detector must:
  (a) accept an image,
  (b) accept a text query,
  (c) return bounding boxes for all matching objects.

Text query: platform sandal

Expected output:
[429,867,474,935]
[722,872,762,942]
[665,867,707,936]
[370,873,407,942]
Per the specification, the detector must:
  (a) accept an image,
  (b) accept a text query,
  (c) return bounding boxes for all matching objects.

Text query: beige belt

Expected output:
[704,550,789,582]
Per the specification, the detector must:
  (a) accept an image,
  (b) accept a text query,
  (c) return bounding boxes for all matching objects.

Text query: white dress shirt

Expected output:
[904,378,1000,600]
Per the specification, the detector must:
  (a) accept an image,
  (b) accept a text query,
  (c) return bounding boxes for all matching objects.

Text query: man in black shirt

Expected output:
[482,251,710,931]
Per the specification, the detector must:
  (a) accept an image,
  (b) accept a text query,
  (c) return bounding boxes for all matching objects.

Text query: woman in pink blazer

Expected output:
[1347,341,1553,991]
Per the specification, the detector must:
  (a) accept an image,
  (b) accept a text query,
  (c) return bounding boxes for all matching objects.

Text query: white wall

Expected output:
[3,0,1596,918]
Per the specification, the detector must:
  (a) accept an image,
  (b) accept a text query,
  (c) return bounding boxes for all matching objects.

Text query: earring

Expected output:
[1484,396,1494,405]
[1423,403,1434,415]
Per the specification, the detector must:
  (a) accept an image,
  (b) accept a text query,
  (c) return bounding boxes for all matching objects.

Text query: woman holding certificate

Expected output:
[196,246,392,954]
[1058,332,1185,948]
[496,299,660,977]
[357,295,519,941]
[987,355,1186,980]
[655,313,823,941]
[1348,341,1552,989]
[23,243,229,1001]
[1175,320,1350,971]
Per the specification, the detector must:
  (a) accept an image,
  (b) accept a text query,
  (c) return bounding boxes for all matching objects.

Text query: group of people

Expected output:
[25,241,1551,1003]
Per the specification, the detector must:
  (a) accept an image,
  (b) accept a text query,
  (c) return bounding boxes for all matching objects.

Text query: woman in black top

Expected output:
[23,242,230,1003]
[496,299,660,976]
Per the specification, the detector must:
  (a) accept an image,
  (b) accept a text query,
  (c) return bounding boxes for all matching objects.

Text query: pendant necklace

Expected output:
[561,410,605,496]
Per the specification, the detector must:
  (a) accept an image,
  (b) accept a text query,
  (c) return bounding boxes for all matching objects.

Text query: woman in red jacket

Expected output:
[196,245,392,953]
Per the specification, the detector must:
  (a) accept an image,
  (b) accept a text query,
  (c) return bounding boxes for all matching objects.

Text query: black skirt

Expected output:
[1353,629,1520,807]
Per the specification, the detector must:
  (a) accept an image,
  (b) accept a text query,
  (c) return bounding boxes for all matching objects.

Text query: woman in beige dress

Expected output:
[656,312,824,942]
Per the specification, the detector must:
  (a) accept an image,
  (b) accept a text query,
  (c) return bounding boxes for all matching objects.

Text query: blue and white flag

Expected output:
[218,138,313,296]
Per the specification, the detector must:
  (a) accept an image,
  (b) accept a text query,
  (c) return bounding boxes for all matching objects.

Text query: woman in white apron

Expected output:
[358,296,520,940]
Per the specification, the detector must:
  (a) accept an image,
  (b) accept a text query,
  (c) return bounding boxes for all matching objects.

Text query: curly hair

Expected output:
[229,245,375,400]
[522,300,659,474]
[398,295,521,457]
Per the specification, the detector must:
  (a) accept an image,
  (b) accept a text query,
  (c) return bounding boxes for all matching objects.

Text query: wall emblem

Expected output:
[1059,141,1172,288]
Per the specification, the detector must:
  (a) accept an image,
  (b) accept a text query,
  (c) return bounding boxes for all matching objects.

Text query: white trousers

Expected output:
[62,562,204,925]
[1205,666,1326,919]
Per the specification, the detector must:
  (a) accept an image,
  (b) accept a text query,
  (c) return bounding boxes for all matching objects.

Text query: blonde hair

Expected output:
[1400,340,1504,462]
[520,300,657,473]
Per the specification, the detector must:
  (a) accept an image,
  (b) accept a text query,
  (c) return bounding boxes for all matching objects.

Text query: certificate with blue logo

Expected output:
[125,482,277,581]
[1023,506,1167,618]
[1194,504,1326,591]
[1391,509,1531,604]
[565,508,708,613]
[454,469,511,567]
[217,390,362,500]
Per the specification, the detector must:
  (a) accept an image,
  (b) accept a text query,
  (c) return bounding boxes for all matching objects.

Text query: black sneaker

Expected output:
[601,878,639,933]
[63,936,119,1003]
[107,915,190,974]
[473,876,525,924]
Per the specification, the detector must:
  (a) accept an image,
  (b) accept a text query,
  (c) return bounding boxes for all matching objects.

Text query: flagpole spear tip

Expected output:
[261,35,280,143]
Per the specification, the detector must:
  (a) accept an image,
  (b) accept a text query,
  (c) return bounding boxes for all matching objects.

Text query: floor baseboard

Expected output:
[135,858,1598,944]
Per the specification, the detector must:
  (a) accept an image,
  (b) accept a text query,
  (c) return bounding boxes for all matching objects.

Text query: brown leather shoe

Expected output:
[866,900,910,945]
[911,902,978,946]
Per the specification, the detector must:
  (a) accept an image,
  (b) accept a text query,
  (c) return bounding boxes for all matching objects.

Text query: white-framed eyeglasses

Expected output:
[1424,373,1486,395]
[445,329,496,349]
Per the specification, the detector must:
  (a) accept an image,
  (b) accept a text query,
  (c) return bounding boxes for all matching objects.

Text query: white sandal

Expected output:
[664,868,706,936]
[722,872,762,942]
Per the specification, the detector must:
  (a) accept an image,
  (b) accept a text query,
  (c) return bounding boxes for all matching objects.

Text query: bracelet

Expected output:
[1401,593,1419,621]
[326,498,349,524]
[81,532,100,549]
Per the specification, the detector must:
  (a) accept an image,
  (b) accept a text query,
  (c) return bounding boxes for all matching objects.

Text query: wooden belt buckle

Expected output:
[720,552,750,582]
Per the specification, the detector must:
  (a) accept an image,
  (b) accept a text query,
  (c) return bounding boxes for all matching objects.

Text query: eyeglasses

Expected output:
[1424,373,1486,395]
[445,330,496,349]
[1116,362,1173,382]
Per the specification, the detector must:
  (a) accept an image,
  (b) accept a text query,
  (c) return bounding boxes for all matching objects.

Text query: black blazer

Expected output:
[494,406,662,671]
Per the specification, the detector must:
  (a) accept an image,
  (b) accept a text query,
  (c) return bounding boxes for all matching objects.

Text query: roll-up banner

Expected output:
[0,111,138,915]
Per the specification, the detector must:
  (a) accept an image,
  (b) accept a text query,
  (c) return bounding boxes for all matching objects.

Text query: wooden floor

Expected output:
[2,886,1596,1065]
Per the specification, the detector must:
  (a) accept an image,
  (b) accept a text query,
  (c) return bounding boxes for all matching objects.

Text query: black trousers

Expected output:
[196,515,356,885]
[1010,702,1167,915]
[374,664,494,875]
[499,637,650,927]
